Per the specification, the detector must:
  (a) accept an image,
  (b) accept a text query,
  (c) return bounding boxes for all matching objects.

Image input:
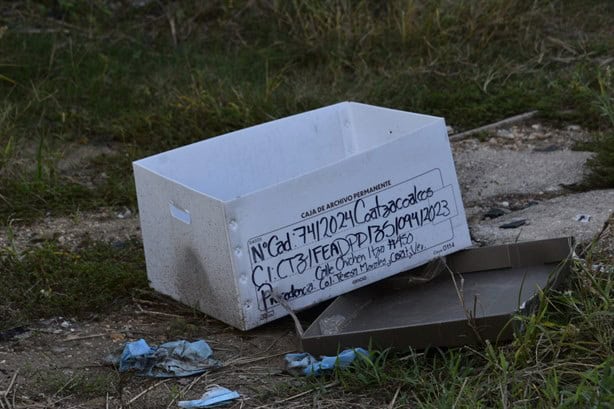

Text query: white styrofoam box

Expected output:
[133,102,471,330]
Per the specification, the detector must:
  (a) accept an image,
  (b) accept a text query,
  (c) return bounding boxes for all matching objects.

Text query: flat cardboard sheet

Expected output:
[301,237,574,354]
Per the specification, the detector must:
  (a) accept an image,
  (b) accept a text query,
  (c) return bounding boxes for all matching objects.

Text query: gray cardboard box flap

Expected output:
[300,237,574,355]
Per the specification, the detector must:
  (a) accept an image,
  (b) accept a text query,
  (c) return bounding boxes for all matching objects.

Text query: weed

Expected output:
[0,25,14,85]
[33,369,118,399]
[0,239,147,329]
[166,383,183,405]
[0,1,612,222]
[325,235,614,407]
[0,151,138,224]
[165,317,201,339]
[584,67,614,188]
[0,103,16,171]
[472,131,491,142]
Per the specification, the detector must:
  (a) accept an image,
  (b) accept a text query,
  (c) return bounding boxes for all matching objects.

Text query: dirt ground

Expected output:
[2,219,612,409]
[0,203,371,408]
[0,294,348,408]
[0,207,323,408]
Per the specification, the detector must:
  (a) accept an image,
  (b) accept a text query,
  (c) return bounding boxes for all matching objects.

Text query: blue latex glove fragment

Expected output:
[284,348,369,376]
[178,386,240,408]
[118,339,221,377]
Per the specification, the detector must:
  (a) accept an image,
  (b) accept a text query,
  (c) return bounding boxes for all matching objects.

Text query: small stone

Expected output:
[111,240,128,249]
[14,331,33,340]
[482,208,506,220]
[499,219,527,229]
[0,326,30,342]
[30,231,58,243]
[117,208,132,219]
[60,320,71,329]
[531,124,542,131]
[500,201,510,208]
[521,201,539,210]
[534,145,559,152]
[566,125,581,132]
[446,125,455,134]
[496,129,513,138]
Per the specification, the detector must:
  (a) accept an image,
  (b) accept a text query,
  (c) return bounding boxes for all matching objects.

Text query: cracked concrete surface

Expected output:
[451,125,613,245]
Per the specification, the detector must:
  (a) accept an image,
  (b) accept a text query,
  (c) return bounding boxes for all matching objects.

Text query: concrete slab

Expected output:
[453,145,592,205]
[469,190,614,244]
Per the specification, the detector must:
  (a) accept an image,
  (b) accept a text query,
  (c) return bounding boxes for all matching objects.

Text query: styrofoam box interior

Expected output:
[134,102,471,330]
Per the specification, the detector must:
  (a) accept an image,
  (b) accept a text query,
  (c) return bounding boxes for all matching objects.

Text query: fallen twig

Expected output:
[13,28,69,34]
[165,372,209,409]
[132,297,167,307]
[388,386,401,409]
[46,392,73,408]
[270,292,304,337]
[398,351,425,361]
[453,378,469,409]
[445,263,484,344]
[63,333,106,342]
[135,303,184,318]
[52,375,76,400]
[254,381,339,408]
[579,216,611,258]
[224,351,292,367]
[168,16,178,47]
[449,111,538,142]
[6,371,18,409]
[262,331,290,354]
[2,369,18,397]
[127,379,171,406]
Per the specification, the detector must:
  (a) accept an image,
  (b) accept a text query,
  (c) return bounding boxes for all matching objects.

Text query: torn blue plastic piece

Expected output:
[178,386,240,408]
[284,348,369,376]
[118,339,220,377]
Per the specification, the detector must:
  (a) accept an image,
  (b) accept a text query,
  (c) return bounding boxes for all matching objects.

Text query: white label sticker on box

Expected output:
[247,168,460,313]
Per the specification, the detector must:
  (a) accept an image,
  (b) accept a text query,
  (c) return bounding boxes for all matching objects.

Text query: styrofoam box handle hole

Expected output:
[169,202,191,225]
